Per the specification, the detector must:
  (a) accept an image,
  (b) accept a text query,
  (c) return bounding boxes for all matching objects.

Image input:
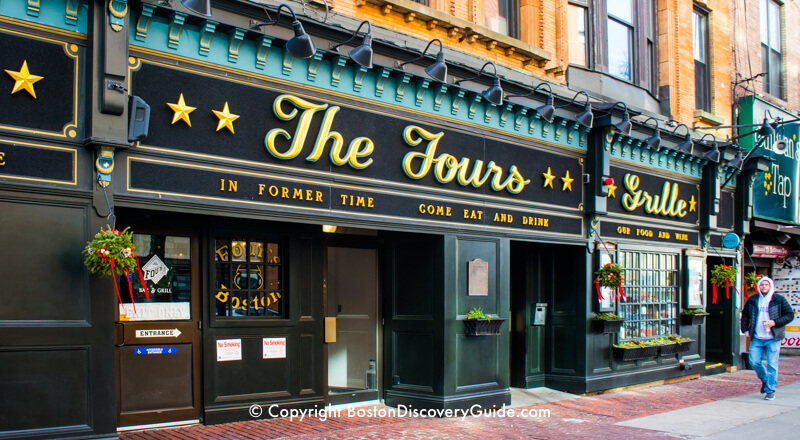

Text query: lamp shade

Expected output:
[349,34,373,68]
[704,144,721,162]
[678,134,693,153]
[424,52,448,82]
[481,77,503,106]
[614,112,632,135]
[181,0,211,16]
[645,133,661,151]
[535,97,555,123]
[757,117,776,138]
[286,21,316,59]
[575,103,593,129]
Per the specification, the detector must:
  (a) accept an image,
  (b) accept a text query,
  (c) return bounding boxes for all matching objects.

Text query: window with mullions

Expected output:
[617,251,679,340]
[485,0,517,37]
[595,0,657,94]
[568,1,589,67]
[693,7,710,111]
[214,238,284,318]
[761,0,783,98]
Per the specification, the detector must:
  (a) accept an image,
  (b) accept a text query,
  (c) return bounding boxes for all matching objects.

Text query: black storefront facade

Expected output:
[0,1,749,438]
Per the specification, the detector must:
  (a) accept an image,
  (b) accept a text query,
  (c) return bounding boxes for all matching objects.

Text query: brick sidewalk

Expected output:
[121,357,800,440]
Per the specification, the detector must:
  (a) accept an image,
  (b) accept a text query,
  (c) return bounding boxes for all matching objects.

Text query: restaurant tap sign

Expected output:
[752,124,800,224]
[127,61,585,236]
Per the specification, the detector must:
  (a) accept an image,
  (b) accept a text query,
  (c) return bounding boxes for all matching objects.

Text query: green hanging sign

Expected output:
[738,96,800,225]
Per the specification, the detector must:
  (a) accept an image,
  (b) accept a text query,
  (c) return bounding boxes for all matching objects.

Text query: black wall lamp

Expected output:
[507,83,556,123]
[642,117,661,151]
[397,39,448,83]
[727,147,744,170]
[331,20,373,68]
[181,0,211,16]
[672,124,694,153]
[455,61,503,106]
[252,4,317,59]
[557,91,594,129]
[700,134,720,162]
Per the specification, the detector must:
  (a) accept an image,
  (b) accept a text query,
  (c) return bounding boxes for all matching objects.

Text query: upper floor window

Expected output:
[761,0,783,98]
[485,0,517,37]
[605,0,656,92]
[568,1,589,66]
[693,8,710,111]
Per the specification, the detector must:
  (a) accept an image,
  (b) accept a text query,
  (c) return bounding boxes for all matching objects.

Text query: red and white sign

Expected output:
[752,244,789,259]
[263,337,286,359]
[216,338,242,361]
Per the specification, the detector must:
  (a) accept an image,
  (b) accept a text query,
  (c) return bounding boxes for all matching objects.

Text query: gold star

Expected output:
[607,183,617,198]
[167,93,195,127]
[543,167,556,188]
[212,102,240,133]
[561,170,574,191]
[689,195,697,212]
[5,60,43,98]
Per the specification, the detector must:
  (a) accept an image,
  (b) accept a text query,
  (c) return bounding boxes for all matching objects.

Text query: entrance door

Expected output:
[706,256,733,364]
[326,245,379,405]
[115,233,202,427]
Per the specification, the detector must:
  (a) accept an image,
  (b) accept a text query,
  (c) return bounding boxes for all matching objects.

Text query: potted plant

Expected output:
[462,307,506,336]
[595,263,626,302]
[655,335,695,356]
[612,340,659,361]
[744,271,763,297]
[591,313,624,334]
[681,309,710,325]
[83,226,150,312]
[710,264,737,304]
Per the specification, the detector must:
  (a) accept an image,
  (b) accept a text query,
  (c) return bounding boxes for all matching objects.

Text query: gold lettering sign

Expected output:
[264,95,373,169]
[0,152,5,166]
[621,174,688,218]
[402,126,529,194]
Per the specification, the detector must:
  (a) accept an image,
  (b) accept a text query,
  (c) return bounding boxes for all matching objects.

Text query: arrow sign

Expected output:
[135,328,182,338]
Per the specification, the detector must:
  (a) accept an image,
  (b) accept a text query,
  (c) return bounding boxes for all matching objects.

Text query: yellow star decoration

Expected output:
[561,170,574,191]
[607,183,617,198]
[212,102,240,134]
[542,167,556,188]
[689,195,697,212]
[167,93,196,127]
[5,60,43,98]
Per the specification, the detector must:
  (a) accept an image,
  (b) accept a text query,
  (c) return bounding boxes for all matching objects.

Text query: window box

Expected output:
[462,318,507,336]
[681,312,709,326]
[658,339,694,356]
[612,344,659,361]
[591,318,624,334]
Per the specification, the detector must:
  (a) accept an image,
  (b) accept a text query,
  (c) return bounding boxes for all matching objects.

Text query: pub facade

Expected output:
[0,0,753,438]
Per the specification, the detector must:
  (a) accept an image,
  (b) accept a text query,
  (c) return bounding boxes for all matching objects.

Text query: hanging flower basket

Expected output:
[594,263,626,303]
[743,272,763,297]
[710,264,737,304]
[83,226,150,311]
[591,313,624,333]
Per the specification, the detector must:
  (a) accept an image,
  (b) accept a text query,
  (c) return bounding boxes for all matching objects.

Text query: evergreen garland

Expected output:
[83,226,137,277]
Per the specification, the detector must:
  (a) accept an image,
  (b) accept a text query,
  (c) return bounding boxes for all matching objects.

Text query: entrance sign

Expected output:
[216,339,242,361]
[135,328,182,338]
[263,338,286,359]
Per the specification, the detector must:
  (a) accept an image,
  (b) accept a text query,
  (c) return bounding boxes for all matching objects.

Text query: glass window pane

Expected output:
[770,49,782,96]
[608,0,633,23]
[607,20,632,80]
[769,0,781,50]
[267,242,281,263]
[122,234,192,321]
[231,238,247,262]
[761,0,769,44]
[762,44,771,94]
[693,12,706,63]
[250,241,264,263]
[215,239,229,261]
[485,0,510,36]
[568,4,587,66]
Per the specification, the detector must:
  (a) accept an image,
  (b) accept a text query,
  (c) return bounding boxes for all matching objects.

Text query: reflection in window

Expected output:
[693,8,710,111]
[485,0,510,36]
[568,3,588,66]
[617,251,679,340]
[214,237,284,318]
[607,18,632,81]
[761,0,783,97]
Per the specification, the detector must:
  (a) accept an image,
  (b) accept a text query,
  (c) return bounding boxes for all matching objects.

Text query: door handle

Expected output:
[115,322,125,346]
[325,317,337,343]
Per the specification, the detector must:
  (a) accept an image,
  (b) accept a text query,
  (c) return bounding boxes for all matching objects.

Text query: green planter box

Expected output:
[591,319,624,334]
[681,313,709,326]
[463,318,507,336]
[612,345,659,361]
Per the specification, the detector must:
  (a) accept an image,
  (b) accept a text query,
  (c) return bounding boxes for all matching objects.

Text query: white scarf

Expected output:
[755,277,775,340]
